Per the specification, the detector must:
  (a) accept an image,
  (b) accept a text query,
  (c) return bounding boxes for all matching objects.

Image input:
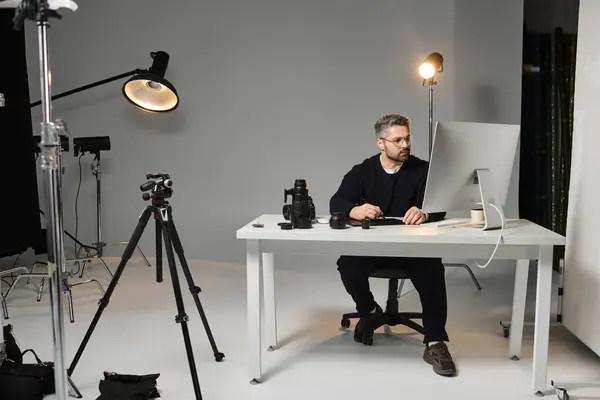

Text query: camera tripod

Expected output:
[67,195,224,400]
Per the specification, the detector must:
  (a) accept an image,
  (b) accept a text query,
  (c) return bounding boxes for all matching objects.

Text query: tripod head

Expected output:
[141,173,173,202]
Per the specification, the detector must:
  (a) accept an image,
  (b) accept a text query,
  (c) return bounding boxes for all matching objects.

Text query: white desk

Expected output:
[236,214,566,394]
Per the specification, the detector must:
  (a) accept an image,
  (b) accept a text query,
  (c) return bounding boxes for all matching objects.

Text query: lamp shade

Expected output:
[122,51,179,112]
[418,52,444,79]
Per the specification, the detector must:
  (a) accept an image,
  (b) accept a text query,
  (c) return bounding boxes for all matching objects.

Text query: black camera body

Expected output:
[140,173,173,201]
[282,179,315,229]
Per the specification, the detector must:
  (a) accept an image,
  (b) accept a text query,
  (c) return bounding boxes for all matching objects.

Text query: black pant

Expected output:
[336,255,449,343]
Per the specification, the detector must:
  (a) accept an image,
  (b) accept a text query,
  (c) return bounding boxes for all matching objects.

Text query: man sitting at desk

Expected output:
[330,113,456,377]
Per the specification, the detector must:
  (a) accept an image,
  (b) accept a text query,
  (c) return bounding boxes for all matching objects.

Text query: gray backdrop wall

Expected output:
[24,0,524,265]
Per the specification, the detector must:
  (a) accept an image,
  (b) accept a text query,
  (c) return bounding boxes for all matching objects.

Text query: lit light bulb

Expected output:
[419,62,436,79]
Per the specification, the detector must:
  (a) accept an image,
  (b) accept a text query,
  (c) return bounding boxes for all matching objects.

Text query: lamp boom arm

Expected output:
[30,69,144,108]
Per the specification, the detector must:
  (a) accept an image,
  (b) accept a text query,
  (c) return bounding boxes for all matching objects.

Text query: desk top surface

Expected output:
[236,214,566,246]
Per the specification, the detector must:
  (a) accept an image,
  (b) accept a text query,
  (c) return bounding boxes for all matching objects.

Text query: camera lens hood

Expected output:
[329,212,347,229]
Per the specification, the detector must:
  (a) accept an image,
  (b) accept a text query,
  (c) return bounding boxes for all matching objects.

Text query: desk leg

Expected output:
[509,259,529,360]
[247,240,262,385]
[533,245,553,395]
[262,253,278,351]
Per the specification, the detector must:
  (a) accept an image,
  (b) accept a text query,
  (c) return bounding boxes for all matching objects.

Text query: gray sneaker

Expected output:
[423,342,457,376]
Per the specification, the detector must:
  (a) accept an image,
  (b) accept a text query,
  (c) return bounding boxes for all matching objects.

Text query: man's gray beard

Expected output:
[388,151,409,162]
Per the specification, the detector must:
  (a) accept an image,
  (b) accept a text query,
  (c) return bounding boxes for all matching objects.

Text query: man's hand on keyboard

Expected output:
[404,206,427,225]
[350,203,383,221]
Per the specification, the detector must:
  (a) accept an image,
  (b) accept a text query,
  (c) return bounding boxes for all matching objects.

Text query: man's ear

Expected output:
[376,138,385,152]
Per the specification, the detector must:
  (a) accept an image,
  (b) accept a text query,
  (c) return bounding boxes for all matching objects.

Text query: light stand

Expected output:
[427,78,435,157]
[0,285,6,365]
[7,138,111,323]
[418,52,444,159]
[28,49,180,276]
[73,136,112,257]
[10,0,81,398]
[93,152,103,254]
[71,136,150,279]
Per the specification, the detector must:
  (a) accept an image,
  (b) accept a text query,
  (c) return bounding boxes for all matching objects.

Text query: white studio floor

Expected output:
[3,254,600,400]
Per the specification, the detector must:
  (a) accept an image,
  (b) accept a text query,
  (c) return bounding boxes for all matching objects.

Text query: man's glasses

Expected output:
[380,136,411,148]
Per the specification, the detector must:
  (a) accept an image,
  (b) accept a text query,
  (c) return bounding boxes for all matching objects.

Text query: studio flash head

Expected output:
[140,173,173,201]
[73,136,111,157]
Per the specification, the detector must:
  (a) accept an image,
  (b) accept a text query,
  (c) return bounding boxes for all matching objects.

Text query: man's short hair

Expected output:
[374,114,411,138]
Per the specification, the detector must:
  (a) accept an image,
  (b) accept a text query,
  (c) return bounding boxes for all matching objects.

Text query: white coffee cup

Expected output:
[471,208,485,224]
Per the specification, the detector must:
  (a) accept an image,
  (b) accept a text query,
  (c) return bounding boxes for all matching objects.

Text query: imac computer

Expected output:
[421,120,520,231]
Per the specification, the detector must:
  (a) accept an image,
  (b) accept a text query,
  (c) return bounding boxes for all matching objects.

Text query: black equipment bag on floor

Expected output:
[0,359,45,400]
[97,372,161,400]
[2,324,23,366]
[0,326,55,400]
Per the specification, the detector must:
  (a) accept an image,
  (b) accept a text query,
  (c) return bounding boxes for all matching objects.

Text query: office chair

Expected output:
[447,263,481,290]
[340,264,425,345]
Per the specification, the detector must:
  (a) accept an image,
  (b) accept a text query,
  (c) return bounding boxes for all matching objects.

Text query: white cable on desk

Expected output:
[475,203,505,268]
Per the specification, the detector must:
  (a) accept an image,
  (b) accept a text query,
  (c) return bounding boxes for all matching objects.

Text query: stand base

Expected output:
[476,169,504,231]
[437,169,505,231]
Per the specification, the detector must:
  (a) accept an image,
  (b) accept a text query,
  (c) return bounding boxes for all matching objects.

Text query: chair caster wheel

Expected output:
[215,352,225,362]
[364,337,373,346]
[557,389,569,400]
[341,318,351,329]
[500,322,511,338]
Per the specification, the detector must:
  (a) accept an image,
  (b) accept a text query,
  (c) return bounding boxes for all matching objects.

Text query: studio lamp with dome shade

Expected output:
[31,50,179,112]
[418,52,444,157]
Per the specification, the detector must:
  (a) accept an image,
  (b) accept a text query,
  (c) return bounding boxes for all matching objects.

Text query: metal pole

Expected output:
[30,69,139,108]
[0,289,5,365]
[37,8,68,400]
[94,154,103,257]
[428,80,434,159]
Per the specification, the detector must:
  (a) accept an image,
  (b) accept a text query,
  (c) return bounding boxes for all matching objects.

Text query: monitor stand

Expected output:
[436,169,505,231]
[475,169,504,231]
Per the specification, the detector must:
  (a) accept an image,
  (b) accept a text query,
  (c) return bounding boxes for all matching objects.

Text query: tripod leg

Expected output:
[67,205,153,377]
[167,208,224,362]
[67,375,83,399]
[159,210,203,400]
[156,218,163,283]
